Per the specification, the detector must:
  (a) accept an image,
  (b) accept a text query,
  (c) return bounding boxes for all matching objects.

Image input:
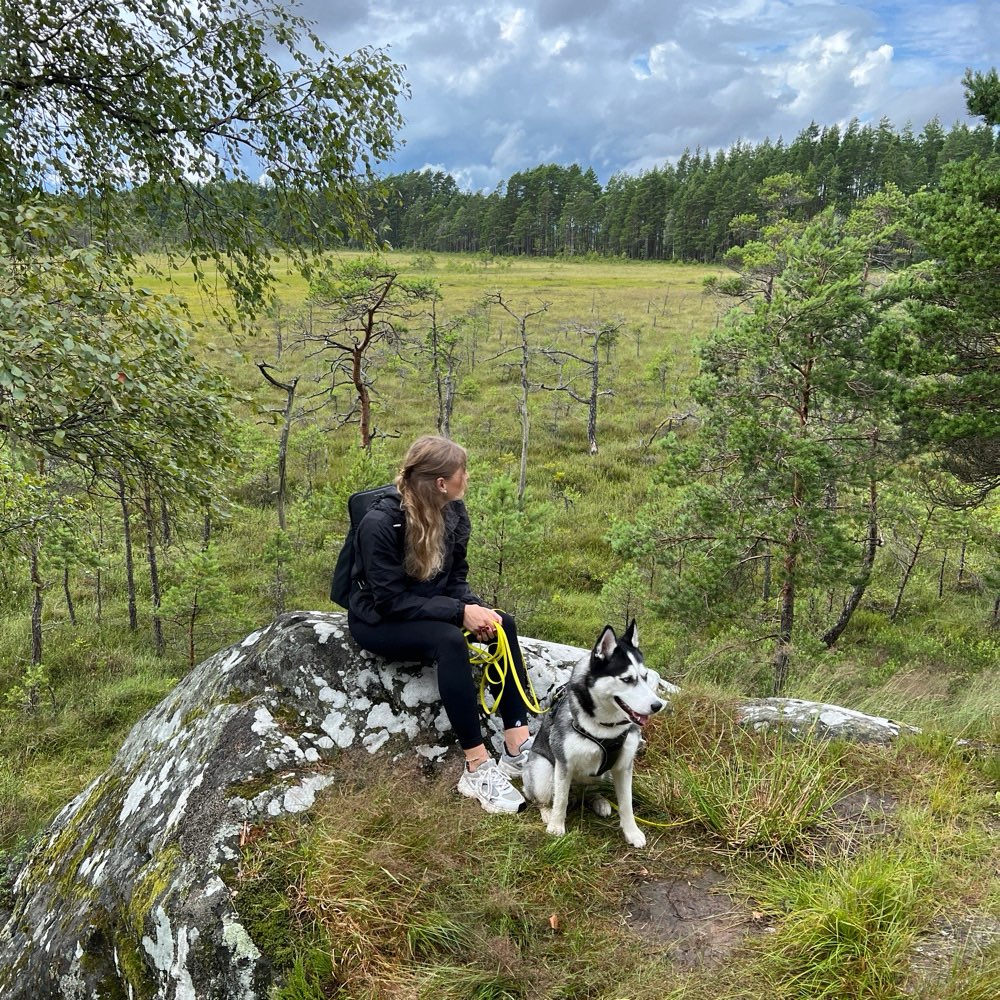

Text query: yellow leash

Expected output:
[465,618,546,715]
[607,802,696,829]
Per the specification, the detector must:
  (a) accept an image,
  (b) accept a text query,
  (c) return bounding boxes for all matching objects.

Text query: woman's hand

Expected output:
[462,604,501,640]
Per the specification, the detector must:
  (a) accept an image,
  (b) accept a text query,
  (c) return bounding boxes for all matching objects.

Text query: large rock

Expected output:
[0,612,581,999]
[738,697,918,743]
[0,611,918,999]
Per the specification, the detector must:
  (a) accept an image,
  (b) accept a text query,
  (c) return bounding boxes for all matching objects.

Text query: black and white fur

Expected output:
[522,621,666,847]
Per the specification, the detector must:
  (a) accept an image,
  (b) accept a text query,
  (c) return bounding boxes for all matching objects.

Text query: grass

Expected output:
[0,633,181,850]
[638,696,856,855]
[231,724,999,1000]
[236,751,665,1000]
[746,848,939,1000]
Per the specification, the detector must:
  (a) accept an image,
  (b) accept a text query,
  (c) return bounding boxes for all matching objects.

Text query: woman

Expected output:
[347,435,535,814]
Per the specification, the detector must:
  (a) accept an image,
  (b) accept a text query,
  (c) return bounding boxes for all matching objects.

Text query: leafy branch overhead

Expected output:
[0,0,407,309]
[0,204,234,500]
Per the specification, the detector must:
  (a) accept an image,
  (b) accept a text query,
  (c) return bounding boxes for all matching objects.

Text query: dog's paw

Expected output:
[546,820,567,837]
[589,794,612,817]
[623,826,647,848]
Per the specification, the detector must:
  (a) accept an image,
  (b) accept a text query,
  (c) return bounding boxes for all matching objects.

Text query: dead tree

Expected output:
[256,362,300,531]
[488,292,549,501]
[117,473,138,632]
[410,295,468,439]
[890,503,937,622]
[305,258,434,451]
[537,320,619,455]
[142,480,164,654]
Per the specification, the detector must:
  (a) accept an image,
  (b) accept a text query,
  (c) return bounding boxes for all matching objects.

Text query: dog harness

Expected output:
[570,720,631,775]
[538,684,633,775]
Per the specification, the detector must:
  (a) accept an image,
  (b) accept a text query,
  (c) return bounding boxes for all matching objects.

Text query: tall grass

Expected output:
[747,848,940,1000]
[639,693,855,854]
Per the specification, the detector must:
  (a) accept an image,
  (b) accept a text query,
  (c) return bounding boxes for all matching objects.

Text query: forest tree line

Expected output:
[114,114,1000,264]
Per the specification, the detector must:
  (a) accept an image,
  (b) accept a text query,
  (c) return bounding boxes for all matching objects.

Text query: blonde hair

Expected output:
[395,435,468,580]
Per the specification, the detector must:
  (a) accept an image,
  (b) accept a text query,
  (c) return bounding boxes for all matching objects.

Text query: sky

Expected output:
[299,0,998,192]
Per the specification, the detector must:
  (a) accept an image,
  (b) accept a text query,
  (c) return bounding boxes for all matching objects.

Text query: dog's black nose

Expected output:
[651,700,664,714]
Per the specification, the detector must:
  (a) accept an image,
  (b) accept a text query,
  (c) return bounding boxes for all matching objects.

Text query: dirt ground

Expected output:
[626,787,998,983]
[626,867,769,969]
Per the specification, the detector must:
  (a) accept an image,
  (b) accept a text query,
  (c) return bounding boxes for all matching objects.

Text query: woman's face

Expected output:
[439,465,468,501]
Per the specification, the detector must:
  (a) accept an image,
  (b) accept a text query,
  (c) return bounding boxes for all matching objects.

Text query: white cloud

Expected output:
[499,7,528,44]
[543,30,571,57]
[647,40,700,83]
[491,124,528,170]
[294,0,986,189]
[850,44,893,87]
[710,0,770,23]
[753,29,899,121]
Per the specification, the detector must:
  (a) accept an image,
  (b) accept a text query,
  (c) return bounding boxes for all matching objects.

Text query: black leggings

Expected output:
[347,610,534,750]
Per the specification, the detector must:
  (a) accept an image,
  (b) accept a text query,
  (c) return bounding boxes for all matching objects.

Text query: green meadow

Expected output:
[1,250,997,999]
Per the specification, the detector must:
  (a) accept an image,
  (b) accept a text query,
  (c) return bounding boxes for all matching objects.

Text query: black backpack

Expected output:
[329,484,398,608]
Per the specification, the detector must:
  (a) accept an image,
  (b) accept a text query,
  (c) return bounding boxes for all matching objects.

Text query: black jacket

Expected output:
[348,490,480,626]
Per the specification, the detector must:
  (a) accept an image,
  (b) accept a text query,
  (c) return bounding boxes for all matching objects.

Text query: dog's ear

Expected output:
[594,625,617,660]
[624,618,639,649]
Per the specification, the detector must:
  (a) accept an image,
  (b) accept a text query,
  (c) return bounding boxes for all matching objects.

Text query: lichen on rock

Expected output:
[0,612,586,998]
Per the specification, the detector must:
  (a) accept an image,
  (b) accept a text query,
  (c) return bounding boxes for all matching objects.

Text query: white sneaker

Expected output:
[457,758,527,814]
[498,734,534,779]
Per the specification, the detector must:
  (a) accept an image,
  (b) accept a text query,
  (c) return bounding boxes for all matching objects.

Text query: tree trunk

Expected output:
[355,346,372,451]
[143,481,164,654]
[773,569,795,695]
[442,364,456,439]
[188,592,200,668]
[587,341,600,455]
[773,474,804,695]
[429,302,447,437]
[490,292,546,503]
[118,474,138,632]
[30,540,44,667]
[63,567,76,626]
[160,496,172,547]
[95,515,103,625]
[518,322,530,502]
[890,506,935,622]
[518,397,529,502]
[822,473,880,647]
[257,363,299,531]
[275,388,295,531]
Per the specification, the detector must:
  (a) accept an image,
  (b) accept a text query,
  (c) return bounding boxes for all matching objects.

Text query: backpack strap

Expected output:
[347,483,399,528]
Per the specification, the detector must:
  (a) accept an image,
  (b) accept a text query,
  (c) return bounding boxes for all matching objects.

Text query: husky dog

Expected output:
[521,621,666,847]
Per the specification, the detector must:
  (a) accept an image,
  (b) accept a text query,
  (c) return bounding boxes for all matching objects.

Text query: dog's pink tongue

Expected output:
[634,712,649,727]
